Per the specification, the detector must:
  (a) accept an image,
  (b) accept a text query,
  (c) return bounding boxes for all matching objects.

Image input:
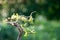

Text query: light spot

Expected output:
[38,25,44,30]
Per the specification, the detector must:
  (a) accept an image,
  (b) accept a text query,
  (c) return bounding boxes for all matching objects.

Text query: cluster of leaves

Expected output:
[3,11,36,37]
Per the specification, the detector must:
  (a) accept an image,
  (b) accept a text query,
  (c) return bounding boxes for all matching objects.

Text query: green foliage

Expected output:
[0,14,60,40]
[0,0,60,40]
[21,15,60,40]
[0,24,19,40]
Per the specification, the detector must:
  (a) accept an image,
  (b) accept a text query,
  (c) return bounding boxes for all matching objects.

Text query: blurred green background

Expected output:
[0,0,60,40]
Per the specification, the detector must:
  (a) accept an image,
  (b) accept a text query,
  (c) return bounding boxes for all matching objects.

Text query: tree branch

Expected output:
[7,22,23,40]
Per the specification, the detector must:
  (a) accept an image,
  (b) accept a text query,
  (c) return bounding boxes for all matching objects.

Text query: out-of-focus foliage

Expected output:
[0,0,60,40]
[22,15,60,40]
[1,14,60,40]
[0,0,60,20]
[0,23,19,40]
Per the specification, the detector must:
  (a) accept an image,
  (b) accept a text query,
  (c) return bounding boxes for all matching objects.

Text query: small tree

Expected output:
[3,11,36,40]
